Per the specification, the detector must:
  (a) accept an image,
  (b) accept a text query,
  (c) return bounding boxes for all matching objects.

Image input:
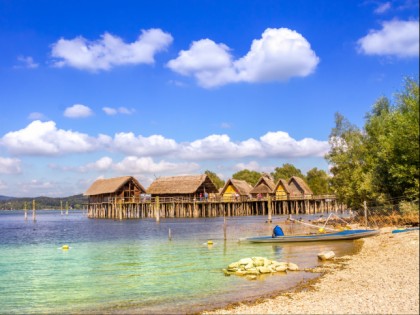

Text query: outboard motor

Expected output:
[272,225,284,238]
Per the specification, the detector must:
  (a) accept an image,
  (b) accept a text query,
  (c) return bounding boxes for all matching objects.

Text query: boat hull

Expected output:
[243,229,380,243]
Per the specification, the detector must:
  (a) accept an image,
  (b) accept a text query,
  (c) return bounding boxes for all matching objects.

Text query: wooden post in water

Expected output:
[60,200,63,215]
[119,198,123,221]
[168,228,172,241]
[155,196,160,222]
[267,195,272,223]
[66,201,69,215]
[24,202,27,221]
[32,199,36,222]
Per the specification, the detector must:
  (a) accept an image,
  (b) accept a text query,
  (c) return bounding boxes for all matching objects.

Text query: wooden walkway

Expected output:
[86,195,343,219]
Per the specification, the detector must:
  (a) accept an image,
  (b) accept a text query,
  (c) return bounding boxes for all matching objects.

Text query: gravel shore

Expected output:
[203,227,419,315]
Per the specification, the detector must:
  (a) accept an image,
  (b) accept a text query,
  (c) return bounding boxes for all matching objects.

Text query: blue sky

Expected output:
[0,0,418,197]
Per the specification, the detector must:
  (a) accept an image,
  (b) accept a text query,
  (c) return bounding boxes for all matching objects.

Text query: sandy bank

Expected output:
[203,227,419,315]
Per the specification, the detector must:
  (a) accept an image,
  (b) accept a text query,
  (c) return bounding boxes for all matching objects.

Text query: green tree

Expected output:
[204,170,225,189]
[364,78,419,200]
[306,168,330,195]
[232,169,261,186]
[325,113,371,208]
[271,163,305,183]
[326,77,419,208]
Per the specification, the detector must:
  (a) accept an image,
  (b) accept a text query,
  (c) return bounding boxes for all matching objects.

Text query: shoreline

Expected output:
[202,227,419,315]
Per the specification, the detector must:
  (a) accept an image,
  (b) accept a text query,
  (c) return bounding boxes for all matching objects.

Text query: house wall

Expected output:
[223,184,237,201]
[275,185,288,200]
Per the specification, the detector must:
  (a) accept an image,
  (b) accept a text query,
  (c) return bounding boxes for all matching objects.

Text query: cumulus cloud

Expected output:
[78,156,114,172]
[0,121,328,161]
[113,132,178,156]
[103,106,135,115]
[28,112,46,120]
[15,55,39,69]
[0,157,21,174]
[357,20,419,57]
[113,156,199,174]
[51,28,173,71]
[167,28,319,88]
[374,2,391,14]
[178,132,328,160]
[0,120,100,155]
[64,104,93,118]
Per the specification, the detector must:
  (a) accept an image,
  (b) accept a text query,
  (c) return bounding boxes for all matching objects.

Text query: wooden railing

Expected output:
[89,194,336,205]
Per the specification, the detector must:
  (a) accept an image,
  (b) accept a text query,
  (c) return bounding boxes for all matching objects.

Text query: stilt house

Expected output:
[84,176,146,203]
[249,174,276,198]
[146,174,218,201]
[220,178,253,201]
[274,178,290,200]
[288,176,313,198]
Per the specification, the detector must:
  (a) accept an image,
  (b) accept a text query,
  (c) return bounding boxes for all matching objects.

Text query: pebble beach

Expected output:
[203,227,419,315]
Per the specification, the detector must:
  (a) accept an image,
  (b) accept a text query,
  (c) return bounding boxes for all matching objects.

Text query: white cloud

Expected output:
[78,156,114,172]
[259,131,329,157]
[103,106,135,115]
[0,120,99,155]
[103,107,118,115]
[113,156,199,174]
[64,104,93,118]
[357,20,419,57]
[374,2,391,14]
[113,132,178,156]
[0,121,329,161]
[0,157,21,174]
[28,112,46,120]
[178,131,328,160]
[167,28,319,88]
[15,55,39,69]
[51,28,173,71]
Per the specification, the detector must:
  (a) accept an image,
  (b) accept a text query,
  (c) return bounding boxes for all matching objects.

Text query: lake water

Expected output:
[0,210,357,314]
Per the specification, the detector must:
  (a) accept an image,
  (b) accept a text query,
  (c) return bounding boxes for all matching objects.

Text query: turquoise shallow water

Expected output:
[0,210,356,314]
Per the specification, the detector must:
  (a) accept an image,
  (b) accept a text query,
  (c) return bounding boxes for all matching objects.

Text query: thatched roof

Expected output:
[147,174,218,195]
[275,178,291,194]
[288,176,313,195]
[220,178,253,196]
[249,183,272,194]
[84,176,146,196]
[250,174,276,194]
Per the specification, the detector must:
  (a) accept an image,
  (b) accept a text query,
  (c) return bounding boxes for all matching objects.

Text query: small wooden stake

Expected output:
[155,196,160,223]
[32,199,36,222]
[168,228,172,241]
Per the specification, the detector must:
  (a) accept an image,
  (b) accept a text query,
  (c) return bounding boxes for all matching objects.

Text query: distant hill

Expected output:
[0,195,15,201]
[0,194,88,210]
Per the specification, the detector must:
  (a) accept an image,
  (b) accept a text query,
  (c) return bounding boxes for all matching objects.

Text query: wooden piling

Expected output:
[155,196,160,222]
[32,199,36,222]
[267,195,272,223]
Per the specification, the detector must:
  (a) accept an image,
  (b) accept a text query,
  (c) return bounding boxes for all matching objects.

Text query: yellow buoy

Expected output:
[207,240,213,245]
[62,245,69,250]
